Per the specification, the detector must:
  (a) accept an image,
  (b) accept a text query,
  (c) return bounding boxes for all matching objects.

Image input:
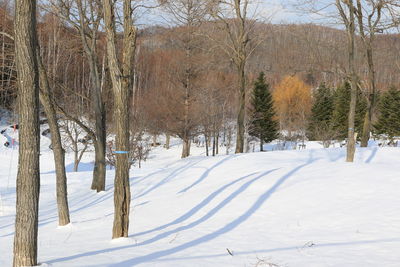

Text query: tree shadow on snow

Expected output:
[133,157,207,199]
[46,151,318,266]
[177,154,240,194]
[130,237,400,264]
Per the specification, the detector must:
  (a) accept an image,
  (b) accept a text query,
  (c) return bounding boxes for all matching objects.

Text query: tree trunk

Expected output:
[13,0,40,266]
[165,133,170,149]
[260,134,264,152]
[345,1,357,163]
[216,133,219,155]
[91,139,106,192]
[182,137,191,158]
[235,62,246,153]
[360,44,376,147]
[212,131,216,157]
[89,57,106,192]
[103,0,134,239]
[204,132,209,156]
[37,48,70,226]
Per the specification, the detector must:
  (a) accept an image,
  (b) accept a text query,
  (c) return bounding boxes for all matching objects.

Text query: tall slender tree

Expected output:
[103,0,135,238]
[49,0,107,192]
[336,0,358,162]
[13,0,40,265]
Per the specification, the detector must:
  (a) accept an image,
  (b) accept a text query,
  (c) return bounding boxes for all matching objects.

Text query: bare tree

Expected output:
[103,0,135,239]
[37,49,71,226]
[13,0,40,266]
[335,0,359,162]
[61,120,90,172]
[48,0,107,192]
[355,0,396,147]
[208,0,261,153]
[159,0,209,158]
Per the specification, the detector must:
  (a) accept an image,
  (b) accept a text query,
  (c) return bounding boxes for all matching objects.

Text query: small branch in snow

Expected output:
[226,248,234,256]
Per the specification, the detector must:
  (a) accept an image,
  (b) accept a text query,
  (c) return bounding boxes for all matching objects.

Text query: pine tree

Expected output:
[307,83,334,140]
[331,81,367,140]
[374,87,400,143]
[249,72,279,151]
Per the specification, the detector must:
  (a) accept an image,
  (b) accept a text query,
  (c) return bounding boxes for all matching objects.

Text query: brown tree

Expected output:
[49,0,107,192]
[103,0,135,239]
[208,0,261,153]
[13,0,40,266]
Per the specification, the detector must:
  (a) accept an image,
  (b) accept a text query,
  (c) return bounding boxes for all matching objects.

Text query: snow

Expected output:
[1,131,400,266]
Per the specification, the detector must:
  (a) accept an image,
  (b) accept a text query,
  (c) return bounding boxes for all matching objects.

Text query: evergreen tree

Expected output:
[374,87,400,143]
[331,81,367,140]
[307,83,334,140]
[249,72,279,151]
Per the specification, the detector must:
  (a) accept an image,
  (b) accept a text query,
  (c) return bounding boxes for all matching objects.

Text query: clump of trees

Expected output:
[374,87,400,145]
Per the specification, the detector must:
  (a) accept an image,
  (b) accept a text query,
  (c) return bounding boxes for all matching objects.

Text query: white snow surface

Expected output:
[1,135,400,267]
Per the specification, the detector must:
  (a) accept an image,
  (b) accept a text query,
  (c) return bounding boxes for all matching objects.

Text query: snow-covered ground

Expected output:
[1,129,399,266]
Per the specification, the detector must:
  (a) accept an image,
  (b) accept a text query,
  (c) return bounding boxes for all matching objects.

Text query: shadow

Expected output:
[124,238,400,264]
[178,155,239,194]
[133,171,260,238]
[42,162,94,174]
[132,169,278,248]
[324,148,344,162]
[365,147,378,163]
[134,158,206,199]
[47,152,316,266]
[69,190,114,214]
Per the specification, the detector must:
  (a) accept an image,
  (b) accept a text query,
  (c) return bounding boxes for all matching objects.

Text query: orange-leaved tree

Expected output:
[273,75,312,141]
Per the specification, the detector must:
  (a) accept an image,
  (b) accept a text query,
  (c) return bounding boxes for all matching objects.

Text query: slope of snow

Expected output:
[0,136,399,267]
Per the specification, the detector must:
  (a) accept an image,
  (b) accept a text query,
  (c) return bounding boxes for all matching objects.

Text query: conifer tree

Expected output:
[374,87,400,143]
[307,83,334,140]
[249,72,278,151]
[331,81,367,140]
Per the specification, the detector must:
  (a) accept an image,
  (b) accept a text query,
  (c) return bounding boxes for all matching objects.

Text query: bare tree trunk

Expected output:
[37,49,70,226]
[356,0,379,147]
[181,136,191,158]
[216,132,219,154]
[260,134,264,152]
[235,62,246,153]
[13,0,40,265]
[204,131,209,156]
[103,0,134,238]
[338,0,357,162]
[212,130,216,156]
[165,133,170,149]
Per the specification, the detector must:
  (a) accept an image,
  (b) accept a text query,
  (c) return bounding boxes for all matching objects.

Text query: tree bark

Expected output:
[165,133,170,149]
[13,0,40,266]
[74,0,106,192]
[103,0,134,239]
[235,62,246,153]
[356,0,378,148]
[181,136,191,158]
[37,48,70,226]
[204,132,209,156]
[344,0,357,162]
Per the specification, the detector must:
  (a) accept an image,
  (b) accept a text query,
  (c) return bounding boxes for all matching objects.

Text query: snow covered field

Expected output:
[1,134,400,266]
